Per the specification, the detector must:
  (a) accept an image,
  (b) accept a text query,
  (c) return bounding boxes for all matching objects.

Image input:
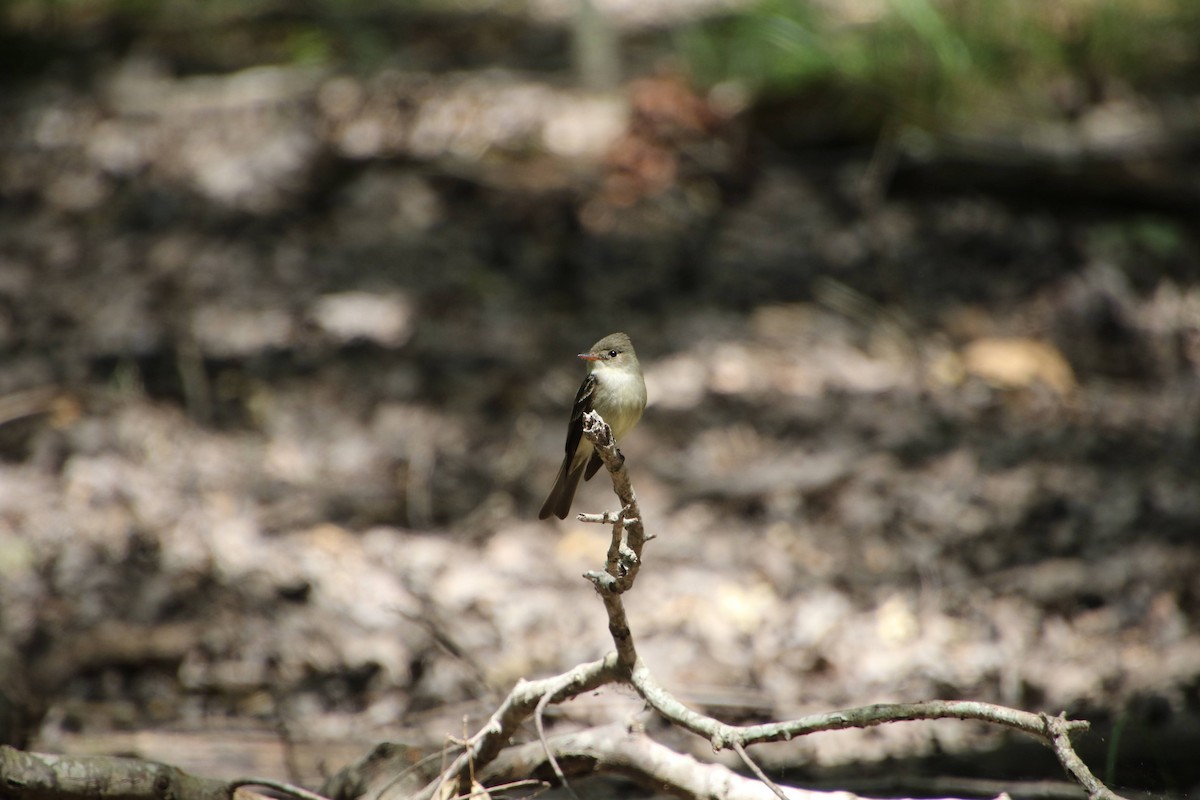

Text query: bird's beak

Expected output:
[578,353,600,361]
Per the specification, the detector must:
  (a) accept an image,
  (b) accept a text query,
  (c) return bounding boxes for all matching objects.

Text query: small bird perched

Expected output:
[539,332,647,520]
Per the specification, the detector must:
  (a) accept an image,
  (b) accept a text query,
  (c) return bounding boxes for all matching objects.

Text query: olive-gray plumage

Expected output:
[539,332,646,520]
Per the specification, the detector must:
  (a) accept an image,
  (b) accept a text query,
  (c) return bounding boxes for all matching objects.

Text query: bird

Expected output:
[539,332,646,520]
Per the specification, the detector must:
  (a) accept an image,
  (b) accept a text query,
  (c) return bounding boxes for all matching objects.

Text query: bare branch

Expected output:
[415,654,622,800]
[0,745,232,800]
[573,410,650,669]
[578,411,646,593]
[481,724,874,800]
[1041,713,1124,800]
[629,662,1125,800]
[409,409,1128,800]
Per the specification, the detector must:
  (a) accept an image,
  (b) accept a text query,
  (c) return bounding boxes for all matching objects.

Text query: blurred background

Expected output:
[2,0,1199,796]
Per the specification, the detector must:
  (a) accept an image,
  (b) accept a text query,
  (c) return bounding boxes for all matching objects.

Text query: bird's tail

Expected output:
[538,456,585,520]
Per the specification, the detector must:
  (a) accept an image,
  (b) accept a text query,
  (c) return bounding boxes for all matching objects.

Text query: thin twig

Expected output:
[1042,713,1123,800]
[535,680,580,800]
[448,778,549,799]
[576,511,621,524]
[228,778,332,800]
[377,747,459,800]
[731,741,788,800]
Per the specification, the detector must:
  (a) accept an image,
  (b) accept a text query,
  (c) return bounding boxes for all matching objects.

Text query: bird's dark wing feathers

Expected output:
[562,373,596,458]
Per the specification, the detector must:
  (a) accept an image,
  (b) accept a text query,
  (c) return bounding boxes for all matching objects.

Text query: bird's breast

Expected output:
[592,368,647,439]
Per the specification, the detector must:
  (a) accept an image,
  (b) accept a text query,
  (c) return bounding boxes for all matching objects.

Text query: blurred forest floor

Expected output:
[1,1,1199,798]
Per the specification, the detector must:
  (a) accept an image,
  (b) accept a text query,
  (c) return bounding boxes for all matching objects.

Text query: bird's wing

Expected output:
[562,372,597,459]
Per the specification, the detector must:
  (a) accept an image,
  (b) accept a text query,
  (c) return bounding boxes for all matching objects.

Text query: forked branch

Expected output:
[407,410,1126,800]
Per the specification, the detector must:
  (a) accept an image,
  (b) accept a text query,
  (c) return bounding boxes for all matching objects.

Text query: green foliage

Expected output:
[678,0,1200,132]
[1089,217,1187,261]
[286,25,334,66]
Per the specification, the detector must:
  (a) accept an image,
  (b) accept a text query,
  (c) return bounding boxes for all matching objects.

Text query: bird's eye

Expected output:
[608,350,618,359]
